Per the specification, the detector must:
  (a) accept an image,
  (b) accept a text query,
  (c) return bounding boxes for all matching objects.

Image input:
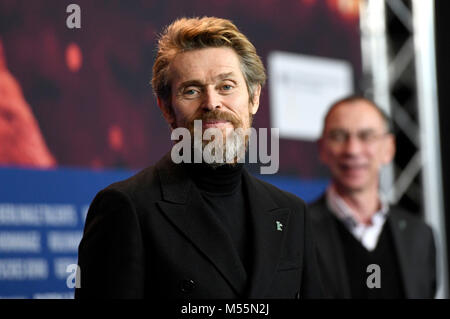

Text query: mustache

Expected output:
[186,109,242,128]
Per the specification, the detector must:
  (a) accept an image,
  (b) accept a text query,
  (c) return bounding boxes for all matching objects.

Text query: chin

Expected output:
[338,178,368,193]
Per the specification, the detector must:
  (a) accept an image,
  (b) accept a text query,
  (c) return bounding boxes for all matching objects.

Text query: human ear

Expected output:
[381,134,396,164]
[249,85,261,115]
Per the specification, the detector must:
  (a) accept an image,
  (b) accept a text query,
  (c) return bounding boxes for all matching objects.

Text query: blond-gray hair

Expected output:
[152,17,266,113]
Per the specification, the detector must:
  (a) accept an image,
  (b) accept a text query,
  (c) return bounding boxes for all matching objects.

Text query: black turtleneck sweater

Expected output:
[184,163,251,273]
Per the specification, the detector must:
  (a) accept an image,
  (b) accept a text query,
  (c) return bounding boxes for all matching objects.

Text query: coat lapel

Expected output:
[388,211,416,298]
[242,171,291,298]
[311,198,351,298]
[155,156,247,295]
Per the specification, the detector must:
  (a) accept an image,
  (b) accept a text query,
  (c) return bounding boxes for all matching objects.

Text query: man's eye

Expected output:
[183,89,199,96]
[359,132,376,142]
[220,84,234,92]
[329,132,347,142]
[359,133,371,141]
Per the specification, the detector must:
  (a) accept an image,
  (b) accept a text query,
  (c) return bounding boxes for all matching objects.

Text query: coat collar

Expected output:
[387,210,416,298]
[241,169,291,298]
[155,155,291,297]
[311,196,351,298]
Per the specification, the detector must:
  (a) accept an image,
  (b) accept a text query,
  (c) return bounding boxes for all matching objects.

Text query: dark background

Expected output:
[435,0,450,292]
[0,0,362,178]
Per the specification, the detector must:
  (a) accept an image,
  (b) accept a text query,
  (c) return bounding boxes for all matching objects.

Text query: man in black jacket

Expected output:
[75,16,323,299]
[309,96,436,298]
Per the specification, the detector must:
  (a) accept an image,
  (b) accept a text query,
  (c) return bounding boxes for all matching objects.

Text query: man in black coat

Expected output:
[309,96,436,298]
[75,16,323,299]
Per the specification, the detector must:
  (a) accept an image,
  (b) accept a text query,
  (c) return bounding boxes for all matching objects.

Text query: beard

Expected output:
[177,109,253,167]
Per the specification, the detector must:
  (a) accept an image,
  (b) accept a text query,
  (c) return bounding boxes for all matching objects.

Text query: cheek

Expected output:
[320,149,337,167]
[325,147,342,161]
[368,145,387,164]
[173,101,197,120]
[236,102,253,124]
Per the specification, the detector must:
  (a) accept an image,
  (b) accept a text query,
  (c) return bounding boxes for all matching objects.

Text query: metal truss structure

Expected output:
[359,0,448,298]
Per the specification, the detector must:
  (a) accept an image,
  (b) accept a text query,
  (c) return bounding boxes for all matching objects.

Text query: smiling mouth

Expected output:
[339,163,368,172]
[202,120,230,128]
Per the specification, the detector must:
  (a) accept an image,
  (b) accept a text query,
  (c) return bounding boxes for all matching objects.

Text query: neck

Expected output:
[333,182,381,225]
[183,162,244,194]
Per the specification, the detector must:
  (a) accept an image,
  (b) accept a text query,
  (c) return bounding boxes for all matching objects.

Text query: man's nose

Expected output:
[343,135,362,155]
[201,87,221,111]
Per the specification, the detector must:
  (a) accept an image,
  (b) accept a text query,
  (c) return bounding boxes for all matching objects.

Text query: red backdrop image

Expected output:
[0,0,361,177]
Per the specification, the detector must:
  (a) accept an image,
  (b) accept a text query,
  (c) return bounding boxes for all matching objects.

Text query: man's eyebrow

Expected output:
[178,72,237,90]
[178,80,204,89]
[359,128,377,133]
[216,72,235,80]
[327,128,377,133]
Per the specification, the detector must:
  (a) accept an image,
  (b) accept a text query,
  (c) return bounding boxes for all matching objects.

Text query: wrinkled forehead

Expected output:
[168,47,244,85]
[324,101,387,133]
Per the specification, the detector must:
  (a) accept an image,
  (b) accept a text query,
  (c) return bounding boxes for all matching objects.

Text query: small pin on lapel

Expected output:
[276,221,283,231]
[399,220,407,230]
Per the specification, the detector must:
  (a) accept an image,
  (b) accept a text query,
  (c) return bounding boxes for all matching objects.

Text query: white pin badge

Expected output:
[276,221,283,231]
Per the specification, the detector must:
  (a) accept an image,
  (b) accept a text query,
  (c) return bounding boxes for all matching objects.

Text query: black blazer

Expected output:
[75,154,323,299]
[309,195,437,299]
